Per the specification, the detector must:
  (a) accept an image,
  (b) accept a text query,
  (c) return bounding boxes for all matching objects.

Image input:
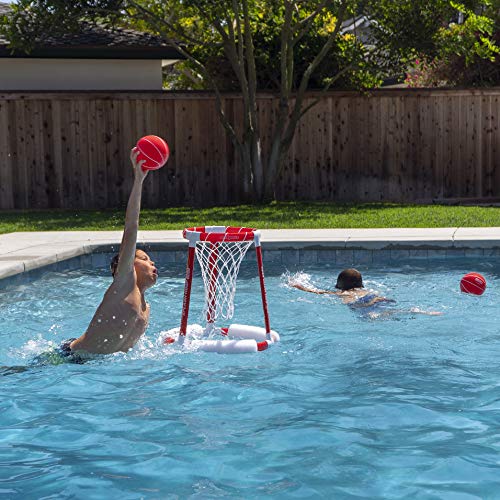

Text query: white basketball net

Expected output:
[195,240,254,324]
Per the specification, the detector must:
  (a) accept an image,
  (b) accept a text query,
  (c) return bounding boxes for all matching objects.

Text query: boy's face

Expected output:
[134,250,158,288]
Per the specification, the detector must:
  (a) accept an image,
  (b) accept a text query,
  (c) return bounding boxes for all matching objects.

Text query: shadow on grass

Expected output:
[0,202,393,226]
[1,202,500,232]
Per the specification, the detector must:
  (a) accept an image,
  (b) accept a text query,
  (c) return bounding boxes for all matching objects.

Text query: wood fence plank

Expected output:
[442,95,455,199]
[462,96,474,197]
[41,100,58,208]
[50,100,64,208]
[431,96,443,200]
[368,96,382,200]
[77,99,91,209]
[336,96,350,200]
[26,100,46,208]
[491,94,500,196]
[324,96,334,199]
[223,97,239,204]
[384,96,400,200]
[13,100,28,208]
[103,100,121,208]
[92,100,108,208]
[68,100,83,208]
[352,96,366,200]
[174,98,194,205]
[278,97,295,201]
[154,99,175,207]
[0,100,13,209]
[404,96,418,201]
[300,97,316,199]
[481,95,493,197]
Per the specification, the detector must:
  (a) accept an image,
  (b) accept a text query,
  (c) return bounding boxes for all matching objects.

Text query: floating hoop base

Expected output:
[164,324,280,354]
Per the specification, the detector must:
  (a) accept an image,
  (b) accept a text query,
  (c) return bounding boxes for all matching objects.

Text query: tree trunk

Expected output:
[263,136,284,202]
[237,128,266,202]
[250,135,264,200]
[238,141,254,200]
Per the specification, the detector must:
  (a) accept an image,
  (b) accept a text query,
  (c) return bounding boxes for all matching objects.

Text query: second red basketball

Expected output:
[460,272,486,295]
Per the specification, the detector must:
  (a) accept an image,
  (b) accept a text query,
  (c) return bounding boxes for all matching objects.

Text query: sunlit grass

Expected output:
[1,202,500,234]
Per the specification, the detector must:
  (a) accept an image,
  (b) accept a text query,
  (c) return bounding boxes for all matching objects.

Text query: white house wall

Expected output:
[0,58,166,90]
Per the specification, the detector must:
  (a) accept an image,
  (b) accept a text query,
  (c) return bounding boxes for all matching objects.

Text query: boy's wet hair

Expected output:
[110,250,146,276]
[110,254,119,277]
[335,268,363,290]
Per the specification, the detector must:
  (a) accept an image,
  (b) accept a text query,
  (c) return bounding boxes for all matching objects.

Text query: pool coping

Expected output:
[1,228,500,281]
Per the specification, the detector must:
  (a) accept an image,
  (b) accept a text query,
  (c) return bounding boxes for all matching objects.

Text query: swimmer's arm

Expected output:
[290,283,341,295]
[114,149,148,278]
[409,307,443,316]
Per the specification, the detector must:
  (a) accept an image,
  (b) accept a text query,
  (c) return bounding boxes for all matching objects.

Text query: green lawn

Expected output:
[1,202,500,234]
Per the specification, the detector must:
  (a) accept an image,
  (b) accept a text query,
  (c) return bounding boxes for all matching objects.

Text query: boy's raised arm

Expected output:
[114,149,148,279]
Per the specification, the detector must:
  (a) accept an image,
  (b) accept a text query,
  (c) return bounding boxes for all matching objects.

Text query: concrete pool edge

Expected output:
[1,227,500,281]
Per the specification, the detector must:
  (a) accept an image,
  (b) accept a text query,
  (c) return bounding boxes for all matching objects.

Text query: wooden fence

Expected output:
[0,89,499,209]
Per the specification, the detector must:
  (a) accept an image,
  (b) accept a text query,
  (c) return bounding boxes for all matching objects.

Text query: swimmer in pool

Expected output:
[59,148,158,360]
[290,268,442,317]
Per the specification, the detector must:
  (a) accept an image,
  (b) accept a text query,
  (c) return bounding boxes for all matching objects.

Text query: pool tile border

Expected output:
[1,228,500,286]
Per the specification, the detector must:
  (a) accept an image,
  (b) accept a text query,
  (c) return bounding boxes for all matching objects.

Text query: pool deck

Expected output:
[1,228,500,280]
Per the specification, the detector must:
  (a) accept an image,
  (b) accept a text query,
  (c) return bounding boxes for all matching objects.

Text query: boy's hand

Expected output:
[130,148,148,182]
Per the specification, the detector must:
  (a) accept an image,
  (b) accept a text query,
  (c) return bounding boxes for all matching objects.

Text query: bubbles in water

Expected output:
[49,324,60,335]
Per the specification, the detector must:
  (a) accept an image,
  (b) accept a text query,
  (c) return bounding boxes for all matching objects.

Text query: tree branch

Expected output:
[283,0,348,145]
[298,61,358,119]
[242,0,258,119]
[127,1,207,46]
[127,3,242,150]
[293,0,336,47]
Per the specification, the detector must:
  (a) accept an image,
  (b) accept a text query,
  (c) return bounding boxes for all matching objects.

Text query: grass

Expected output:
[1,202,500,234]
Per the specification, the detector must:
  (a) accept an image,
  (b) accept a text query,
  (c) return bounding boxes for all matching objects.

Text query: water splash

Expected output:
[281,270,320,292]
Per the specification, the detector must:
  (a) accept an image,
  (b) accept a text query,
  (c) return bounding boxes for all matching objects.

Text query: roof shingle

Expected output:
[0,1,182,59]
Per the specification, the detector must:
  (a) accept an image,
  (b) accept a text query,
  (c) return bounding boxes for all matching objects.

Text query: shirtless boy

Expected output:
[56,149,158,361]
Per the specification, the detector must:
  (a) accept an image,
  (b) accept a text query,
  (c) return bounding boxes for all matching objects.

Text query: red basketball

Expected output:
[136,135,170,171]
[460,272,486,295]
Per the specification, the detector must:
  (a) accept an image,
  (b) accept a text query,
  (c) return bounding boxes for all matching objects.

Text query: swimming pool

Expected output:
[2,257,500,498]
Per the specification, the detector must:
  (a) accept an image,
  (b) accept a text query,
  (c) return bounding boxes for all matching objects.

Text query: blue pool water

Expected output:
[2,258,500,498]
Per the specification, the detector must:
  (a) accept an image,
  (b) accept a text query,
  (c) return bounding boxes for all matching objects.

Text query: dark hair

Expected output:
[110,254,119,277]
[335,268,363,290]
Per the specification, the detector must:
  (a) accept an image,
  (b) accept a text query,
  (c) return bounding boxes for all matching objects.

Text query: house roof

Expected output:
[0,2,182,60]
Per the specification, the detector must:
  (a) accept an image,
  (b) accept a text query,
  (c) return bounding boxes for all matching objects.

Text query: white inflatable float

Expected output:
[164,324,280,354]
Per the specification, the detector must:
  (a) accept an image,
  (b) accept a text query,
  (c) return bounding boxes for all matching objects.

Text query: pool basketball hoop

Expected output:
[167,226,279,353]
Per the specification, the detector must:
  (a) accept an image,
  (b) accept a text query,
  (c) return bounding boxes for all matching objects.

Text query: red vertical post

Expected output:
[255,244,271,334]
[180,245,196,336]
[206,243,219,325]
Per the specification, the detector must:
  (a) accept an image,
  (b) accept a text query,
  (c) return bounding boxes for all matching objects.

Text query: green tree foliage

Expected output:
[158,4,380,91]
[434,1,499,85]
[365,0,498,83]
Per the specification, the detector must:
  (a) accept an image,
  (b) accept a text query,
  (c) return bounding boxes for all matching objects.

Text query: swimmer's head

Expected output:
[110,250,158,289]
[335,268,363,290]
